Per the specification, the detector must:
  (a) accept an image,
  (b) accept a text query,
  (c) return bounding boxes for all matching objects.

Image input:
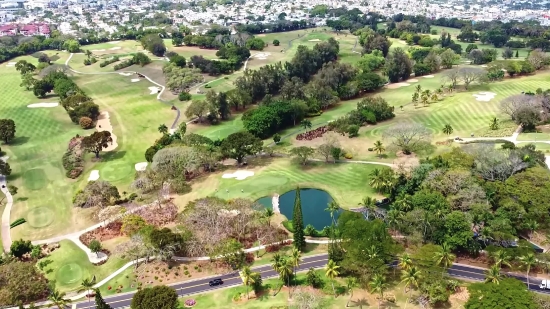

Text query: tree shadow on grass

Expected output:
[99,151,126,162]
[11,136,29,146]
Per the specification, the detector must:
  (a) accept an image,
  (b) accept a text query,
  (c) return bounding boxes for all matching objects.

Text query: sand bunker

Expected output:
[135,162,148,171]
[481,65,488,68]
[6,61,16,67]
[148,86,160,95]
[254,52,271,60]
[308,39,321,42]
[109,47,121,50]
[473,92,497,102]
[88,170,99,181]
[119,72,132,76]
[222,170,254,180]
[408,78,419,82]
[27,102,59,108]
[96,111,118,151]
[131,78,140,82]
[423,75,435,78]
[387,82,411,89]
[108,41,121,44]
[92,49,106,52]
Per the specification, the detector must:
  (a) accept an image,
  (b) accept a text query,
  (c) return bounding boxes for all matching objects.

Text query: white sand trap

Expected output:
[27,102,59,108]
[473,91,497,102]
[423,75,435,78]
[92,49,106,52]
[148,86,160,95]
[481,65,488,68]
[119,72,132,76]
[7,62,16,65]
[96,111,118,151]
[222,170,255,180]
[108,41,121,44]
[88,170,99,181]
[308,39,321,42]
[131,78,140,82]
[169,128,175,134]
[387,82,411,89]
[408,78,419,82]
[135,162,148,171]
[109,47,121,50]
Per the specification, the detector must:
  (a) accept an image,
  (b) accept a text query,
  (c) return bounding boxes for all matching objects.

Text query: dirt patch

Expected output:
[257,34,266,37]
[96,111,118,151]
[386,82,410,89]
[80,221,123,246]
[393,152,420,169]
[407,78,419,82]
[133,202,178,226]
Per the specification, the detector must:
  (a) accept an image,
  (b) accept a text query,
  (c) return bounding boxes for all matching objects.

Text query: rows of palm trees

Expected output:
[484,250,538,289]
[411,85,451,108]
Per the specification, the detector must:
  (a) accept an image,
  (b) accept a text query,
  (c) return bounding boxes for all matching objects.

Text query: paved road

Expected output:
[73,254,550,309]
[75,255,329,309]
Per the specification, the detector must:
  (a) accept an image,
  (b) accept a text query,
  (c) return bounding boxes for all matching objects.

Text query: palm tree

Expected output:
[365,245,380,261]
[394,192,412,211]
[325,259,341,296]
[262,208,274,226]
[158,124,168,134]
[359,196,377,220]
[446,84,454,94]
[271,253,283,273]
[48,290,71,309]
[435,243,456,277]
[369,168,384,192]
[519,253,537,290]
[79,277,96,303]
[484,264,502,284]
[401,266,422,309]
[241,266,255,299]
[278,258,294,293]
[290,248,302,287]
[526,220,539,239]
[422,89,431,98]
[436,87,443,96]
[398,253,413,271]
[491,250,512,269]
[411,92,419,105]
[369,274,388,309]
[301,119,312,132]
[442,124,454,136]
[345,277,358,307]
[325,201,340,226]
[373,140,385,157]
[489,117,500,130]
[386,209,402,233]
[431,93,439,102]
[415,85,422,93]
[421,94,429,107]
[85,49,92,59]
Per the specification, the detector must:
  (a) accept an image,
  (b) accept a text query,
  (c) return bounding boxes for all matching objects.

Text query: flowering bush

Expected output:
[184,299,196,307]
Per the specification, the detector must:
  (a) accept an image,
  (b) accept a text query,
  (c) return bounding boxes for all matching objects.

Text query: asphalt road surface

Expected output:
[75,254,550,309]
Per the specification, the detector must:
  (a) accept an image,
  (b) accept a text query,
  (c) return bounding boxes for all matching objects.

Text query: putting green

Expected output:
[23,168,48,191]
[56,263,83,285]
[100,161,134,182]
[25,206,55,228]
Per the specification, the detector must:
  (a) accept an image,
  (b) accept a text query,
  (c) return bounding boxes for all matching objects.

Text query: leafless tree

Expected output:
[464,145,528,181]
[441,68,460,88]
[73,181,120,208]
[500,94,541,121]
[423,169,486,211]
[527,49,549,70]
[458,67,487,90]
[316,133,340,162]
[383,122,432,155]
[114,234,153,268]
[291,288,326,309]
[97,205,126,224]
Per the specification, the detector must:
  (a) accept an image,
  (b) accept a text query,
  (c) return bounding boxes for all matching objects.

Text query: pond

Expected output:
[257,188,342,231]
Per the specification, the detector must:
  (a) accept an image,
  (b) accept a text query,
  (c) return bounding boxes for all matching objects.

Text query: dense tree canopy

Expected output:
[465,279,537,309]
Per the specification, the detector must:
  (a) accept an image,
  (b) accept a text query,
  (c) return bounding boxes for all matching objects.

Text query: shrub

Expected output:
[79,116,94,129]
[113,59,134,71]
[282,220,295,232]
[178,92,192,101]
[347,125,359,137]
[204,84,211,88]
[344,153,353,159]
[368,148,373,151]
[83,59,91,66]
[100,56,120,68]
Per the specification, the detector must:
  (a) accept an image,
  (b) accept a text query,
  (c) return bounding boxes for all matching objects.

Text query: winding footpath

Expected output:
[0,156,13,252]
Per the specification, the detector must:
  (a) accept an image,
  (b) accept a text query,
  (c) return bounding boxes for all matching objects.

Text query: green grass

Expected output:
[517,132,550,141]
[516,142,550,151]
[39,240,127,292]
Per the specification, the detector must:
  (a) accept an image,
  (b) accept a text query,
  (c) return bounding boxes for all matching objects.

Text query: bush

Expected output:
[282,220,294,232]
[347,125,359,137]
[368,148,373,151]
[113,59,134,71]
[79,116,94,129]
[83,59,91,66]
[100,56,120,68]
[344,153,353,159]
[204,84,211,88]
[178,91,192,101]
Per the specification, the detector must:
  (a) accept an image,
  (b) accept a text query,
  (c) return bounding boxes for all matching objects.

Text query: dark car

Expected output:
[209,279,223,286]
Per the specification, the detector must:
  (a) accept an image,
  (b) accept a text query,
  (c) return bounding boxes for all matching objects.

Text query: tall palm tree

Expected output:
[345,277,358,308]
[369,168,384,192]
[325,259,341,296]
[48,290,71,309]
[415,85,422,93]
[422,89,431,97]
[262,208,274,226]
[369,274,388,309]
[271,253,283,273]
[301,119,312,132]
[241,266,255,299]
[435,243,456,277]
[386,209,402,233]
[158,124,168,134]
[431,93,439,102]
[489,117,500,130]
[484,264,502,284]
[325,201,340,226]
[394,192,412,212]
[290,248,302,286]
[446,84,454,94]
[373,140,385,157]
[442,124,453,135]
[436,87,443,96]
[278,258,294,295]
[411,92,419,106]
[401,266,422,309]
[398,253,413,271]
[519,253,537,290]
[526,220,539,239]
[421,94,429,107]
[79,277,96,303]
[491,250,512,269]
[359,196,377,220]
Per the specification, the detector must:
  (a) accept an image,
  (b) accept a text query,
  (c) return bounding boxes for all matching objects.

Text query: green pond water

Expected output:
[257,188,342,230]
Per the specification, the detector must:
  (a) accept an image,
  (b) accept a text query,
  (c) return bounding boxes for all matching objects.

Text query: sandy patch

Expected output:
[27,102,59,108]
[135,162,148,171]
[481,65,488,68]
[222,170,254,180]
[387,82,411,89]
[96,111,118,151]
[109,47,121,51]
[257,34,266,37]
[119,72,132,76]
[408,78,419,82]
[7,61,16,65]
[473,91,496,102]
[254,52,271,60]
[423,75,435,78]
[92,49,106,52]
[148,86,160,95]
[108,41,121,44]
[169,128,175,134]
[88,170,99,181]
[131,78,140,82]
[308,39,321,42]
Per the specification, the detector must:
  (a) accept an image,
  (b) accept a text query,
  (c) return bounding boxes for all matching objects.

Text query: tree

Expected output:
[82,131,112,159]
[502,47,514,59]
[489,117,499,130]
[73,180,120,209]
[383,122,431,154]
[373,140,385,157]
[131,285,178,309]
[79,277,96,302]
[527,49,549,70]
[273,133,281,144]
[141,34,166,57]
[185,100,209,123]
[345,277,358,307]
[177,122,187,137]
[273,39,280,46]
[0,160,11,176]
[325,201,340,227]
[220,131,262,164]
[369,274,387,309]
[484,264,502,284]
[241,266,255,299]
[63,39,81,52]
[442,124,453,135]
[325,259,340,296]
[515,50,519,58]
[401,266,422,308]
[48,290,72,309]
[458,67,487,90]
[293,188,306,250]
[442,68,460,88]
[301,119,312,132]
[10,239,33,258]
[158,124,168,134]
[466,278,538,309]
[518,252,537,290]
[440,49,458,69]
[0,119,16,144]
[89,240,102,257]
[293,287,327,309]
[290,248,302,288]
[384,47,413,83]
[434,243,455,276]
[0,261,49,305]
[15,60,36,74]
[398,253,413,271]
[94,289,113,309]
[290,146,315,165]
